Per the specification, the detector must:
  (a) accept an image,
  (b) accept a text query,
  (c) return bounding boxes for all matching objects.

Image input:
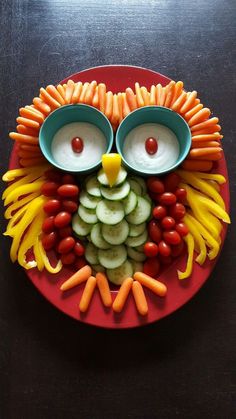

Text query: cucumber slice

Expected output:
[72,213,92,236]
[125,229,148,247]
[102,220,129,245]
[96,200,124,225]
[90,223,110,249]
[126,196,151,225]
[100,181,130,201]
[85,176,101,197]
[131,176,147,195]
[78,204,98,224]
[97,167,127,187]
[107,260,133,285]
[129,222,146,237]
[129,178,142,196]
[143,194,152,204]
[123,190,138,215]
[130,260,144,273]
[79,191,101,209]
[127,246,146,262]
[135,244,145,252]
[85,243,99,265]
[91,264,105,273]
[98,245,127,269]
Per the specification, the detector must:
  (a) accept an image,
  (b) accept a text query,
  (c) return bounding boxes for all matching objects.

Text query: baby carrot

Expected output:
[125,87,138,111]
[189,151,222,161]
[60,265,92,291]
[122,93,131,118]
[132,281,148,316]
[96,272,112,307]
[9,132,39,145]
[16,117,40,130]
[141,86,150,105]
[40,87,61,109]
[79,276,97,313]
[188,108,211,127]
[19,144,41,153]
[171,90,187,112]
[104,91,113,120]
[19,157,46,167]
[189,147,222,158]
[170,81,184,106]
[181,159,213,171]
[79,82,89,103]
[190,117,219,133]
[98,83,106,113]
[192,133,223,142]
[135,82,145,107]
[159,86,166,106]
[110,94,120,125]
[184,103,203,121]
[46,85,65,105]
[84,80,97,105]
[16,124,39,137]
[191,140,220,148]
[65,79,75,104]
[133,272,167,297]
[112,277,133,313]
[56,84,66,100]
[19,108,44,124]
[149,85,156,105]
[18,149,42,159]
[190,125,221,136]
[117,93,123,123]
[92,86,99,108]
[71,81,82,104]
[164,80,175,108]
[33,97,51,115]
[26,105,45,118]
[180,91,197,114]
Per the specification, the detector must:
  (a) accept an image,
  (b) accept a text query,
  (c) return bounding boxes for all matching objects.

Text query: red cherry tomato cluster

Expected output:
[144,173,189,275]
[41,170,85,267]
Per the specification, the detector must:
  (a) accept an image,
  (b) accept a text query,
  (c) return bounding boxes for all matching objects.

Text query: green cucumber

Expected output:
[127,246,146,262]
[123,190,138,215]
[126,196,151,225]
[128,222,146,237]
[91,264,105,273]
[85,176,101,197]
[72,213,92,236]
[107,260,133,285]
[85,243,99,265]
[97,167,127,187]
[78,204,98,224]
[98,245,127,269]
[96,200,124,225]
[125,230,148,247]
[102,220,129,245]
[100,181,130,201]
[90,223,110,249]
[129,178,142,196]
[131,176,147,195]
[79,191,101,209]
[130,260,144,273]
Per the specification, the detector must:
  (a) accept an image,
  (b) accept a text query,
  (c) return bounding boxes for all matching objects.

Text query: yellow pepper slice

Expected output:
[2,164,50,182]
[4,180,44,206]
[184,213,207,265]
[192,172,226,185]
[187,215,220,260]
[4,192,40,219]
[194,191,230,224]
[38,240,62,274]
[102,153,122,187]
[33,238,44,272]
[2,172,45,200]
[4,205,29,237]
[178,233,195,280]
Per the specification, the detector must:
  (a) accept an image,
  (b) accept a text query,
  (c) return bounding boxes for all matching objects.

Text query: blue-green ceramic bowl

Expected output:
[39,104,113,173]
[116,106,191,176]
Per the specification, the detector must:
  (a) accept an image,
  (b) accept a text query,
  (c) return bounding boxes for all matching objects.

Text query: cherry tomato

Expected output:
[163,230,181,245]
[164,172,181,192]
[148,220,162,243]
[149,191,160,203]
[159,192,177,206]
[175,222,189,236]
[159,254,173,265]
[54,211,71,228]
[71,137,84,153]
[58,226,73,238]
[147,177,165,194]
[159,240,171,257]
[42,231,57,251]
[169,203,186,220]
[44,169,62,183]
[42,216,55,233]
[144,242,159,258]
[43,199,61,215]
[143,258,160,277]
[74,242,85,257]
[152,205,167,220]
[58,236,75,254]
[41,181,60,197]
[75,256,87,270]
[145,137,158,155]
[175,188,187,203]
[161,216,175,230]
[57,184,79,198]
[61,252,76,265]
[62,200,78,213]
[62,174,76,184]
[171,241,185,258]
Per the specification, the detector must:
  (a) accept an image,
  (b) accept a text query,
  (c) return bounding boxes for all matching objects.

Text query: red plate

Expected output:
[9,65,230,328]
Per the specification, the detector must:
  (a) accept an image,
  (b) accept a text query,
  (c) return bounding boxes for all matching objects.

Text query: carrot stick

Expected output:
[33,97,51,115]
[135,82,145,107]
[16,117,40,130]
[56,84,66,100]
[110,94,120,125]
[180,91,197,114]
[112,277,133,313]
[19,144,41,153]
[122,93,131,118]
[16,124,39,137]
[19,108,44,124]
[46,85,65,105]
[191,140,220,148]
[171,90,187,111]
[92,86,99,108]
[125,87,138,111]
[18,149,42,158]
[26,106,45,120]
[184,103,203,121]
[19,157,46,167]
[155,84,161,105]
[181,159,213,171]
[159,86,166,106]
[149,85,156,105]
[9,132,39,145]
[170,81,184,106]
[60,265,92,291]
[78,82,89,103]
[133,272,167,297]
[191,117,219,132]
[65,79,75,104]
[189,147,222,158]
[84,80,97,105]
[132,281,148,316]
[188,108,211,127]
[117,93,123,123]
[189,151,222,161]
[98,83,106,113]
[71,81,83,104]
[104,91,113,119]
[191,125,221,135]
[141,86,150,105]
[96,272,112,307]
[79,276,97,312]
[192,133,223,142]
[40,87,61,109]
[164,80,175,108]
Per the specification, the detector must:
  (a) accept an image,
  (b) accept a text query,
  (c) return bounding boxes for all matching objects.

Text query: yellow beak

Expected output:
[102,153,122,187]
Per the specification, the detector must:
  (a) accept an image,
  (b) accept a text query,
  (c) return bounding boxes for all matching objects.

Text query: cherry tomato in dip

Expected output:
[159,240,171,257]
[62,200,78,213]
[171,241,185,258]
[163,230,182,245]
[143,258,160,277]
[57,184,79,198]
[169,203,186,220]
[147,177,165,194]
[74,242,85,257]
[159,192,177,206]
[62,174,76,184]
[42,216,55,233]
[164,172,181,192]
[54,211,71,228]
[41,181,60,197]
[71,137,84,153]
[145,137,158,155]
[61,252,76,265]
[144,242,159,258]
[58,236,75,254]
[75,256,87,270]
[175,222,189,236]
[148,220,162,243]
[58,226,73,238]
[175,188,187,203]
[153,205,167,220]
[43,199,61,215]
[42,231,58,251]
[161,216,176,230]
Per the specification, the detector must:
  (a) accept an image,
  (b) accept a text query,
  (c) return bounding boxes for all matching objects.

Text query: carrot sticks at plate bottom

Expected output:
[96,272,112,307]
[60,265,92,291]
[79,276,97,312]
[133,272,167,297]
[112,277,133,313]
[132,281,148,316]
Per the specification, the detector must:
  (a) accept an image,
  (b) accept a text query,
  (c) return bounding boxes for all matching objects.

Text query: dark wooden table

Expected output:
[1,1,235,418]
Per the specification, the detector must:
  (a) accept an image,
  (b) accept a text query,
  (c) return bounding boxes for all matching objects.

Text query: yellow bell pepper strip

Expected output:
[102,153,122,187]
[178,233,195,280]
[4,205,29,237]
[186,215,220,260]
[10,196,46,262]
[4,180,44,206]
[184,213,207,265]
[194,190,230,224]
[33,238,44,271]
[2,170,46,200]
[208,180,220,193]
[177,169,225,209]
[38,240,62,274]
[2,164,51,182]
[4,192,40,219]
[191,172,226,185]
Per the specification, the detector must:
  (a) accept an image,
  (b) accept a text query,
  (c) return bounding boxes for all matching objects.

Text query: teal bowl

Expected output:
[39,104,113,174]
[116,106,191,176]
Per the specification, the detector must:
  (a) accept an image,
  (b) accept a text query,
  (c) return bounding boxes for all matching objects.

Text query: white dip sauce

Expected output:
[51,122,107,170]
[123,123,180,173]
